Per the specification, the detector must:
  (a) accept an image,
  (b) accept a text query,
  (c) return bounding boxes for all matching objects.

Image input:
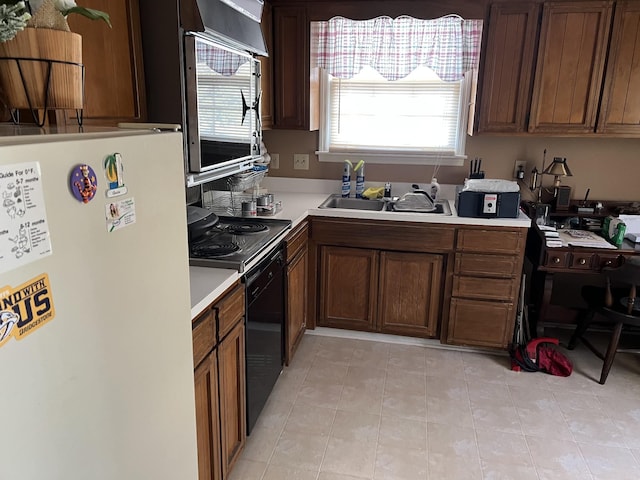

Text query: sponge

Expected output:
[362,187,384,199]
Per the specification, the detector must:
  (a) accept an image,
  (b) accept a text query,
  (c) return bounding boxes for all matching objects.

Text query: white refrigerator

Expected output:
[0,128,198,480]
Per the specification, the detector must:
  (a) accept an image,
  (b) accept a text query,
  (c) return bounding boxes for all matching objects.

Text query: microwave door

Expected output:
[187,35,257,174]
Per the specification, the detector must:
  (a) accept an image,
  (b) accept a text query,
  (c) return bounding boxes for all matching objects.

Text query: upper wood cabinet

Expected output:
[597,1,640,134]
[479,0,640,137]
[260,1,274,130]
[272,5,319,130]
[478,2,540,133]
[63,0,146,126]
[529,1,613,133]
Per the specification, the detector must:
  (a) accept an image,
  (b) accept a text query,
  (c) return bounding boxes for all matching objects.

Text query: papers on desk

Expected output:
[619,215,640,243]
[539,225,617,248]
[558,229,617,249]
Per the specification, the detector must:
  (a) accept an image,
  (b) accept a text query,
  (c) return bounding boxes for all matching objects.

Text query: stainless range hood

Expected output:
[193,0,268,56]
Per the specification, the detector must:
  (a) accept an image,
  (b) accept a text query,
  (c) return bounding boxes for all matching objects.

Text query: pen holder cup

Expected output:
[535,203,551,226]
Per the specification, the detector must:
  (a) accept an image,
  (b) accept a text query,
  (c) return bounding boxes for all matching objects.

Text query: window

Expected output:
[312,16,483,165]
[319,66,473,163]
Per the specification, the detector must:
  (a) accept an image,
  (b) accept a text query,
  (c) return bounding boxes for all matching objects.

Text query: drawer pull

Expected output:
[605,260,612,266]
[553,257,561,264]
[578,258,587,265]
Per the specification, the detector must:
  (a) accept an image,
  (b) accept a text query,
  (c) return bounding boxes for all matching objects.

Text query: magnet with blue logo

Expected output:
[70,164,98,204]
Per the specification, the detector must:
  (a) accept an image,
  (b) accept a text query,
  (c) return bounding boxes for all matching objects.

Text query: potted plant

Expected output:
[0,0,110,122]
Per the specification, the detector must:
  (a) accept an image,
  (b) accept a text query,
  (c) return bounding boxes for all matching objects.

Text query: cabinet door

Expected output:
[319,246,378,331]
[378,252,443,338]
[477,2,540,133]
[260,1,273,130]
[218,321,246,478]
[597,1,640,134]
[194,352,222,480]
[286,247,308,365]
[529,1,613,133]
[64,0,146,125]
[272,6,319,130]
[447,298,515,349]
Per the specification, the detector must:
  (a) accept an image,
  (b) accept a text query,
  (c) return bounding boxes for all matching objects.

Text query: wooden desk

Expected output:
[526,224,640,336]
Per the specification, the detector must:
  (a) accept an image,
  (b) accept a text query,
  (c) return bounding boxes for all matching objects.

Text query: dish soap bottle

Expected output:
[429,177,440,201]
[342,160,353,197]
[354,160,365,198]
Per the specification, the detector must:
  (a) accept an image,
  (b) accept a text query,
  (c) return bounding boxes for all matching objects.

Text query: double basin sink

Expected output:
[318,194,452,215]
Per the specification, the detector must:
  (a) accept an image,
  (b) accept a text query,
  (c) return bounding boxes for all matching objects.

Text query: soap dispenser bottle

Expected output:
[342,160,353,197]
[354,160,365,198]
[429,177,440,201]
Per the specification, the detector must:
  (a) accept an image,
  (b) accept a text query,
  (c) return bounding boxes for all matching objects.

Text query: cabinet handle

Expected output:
[578,258,586,265]
[553,257,561,264]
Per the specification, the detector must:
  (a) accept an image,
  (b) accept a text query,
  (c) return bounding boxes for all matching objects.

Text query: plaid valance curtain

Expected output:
[311,15,483,82]
[196,43,249,76]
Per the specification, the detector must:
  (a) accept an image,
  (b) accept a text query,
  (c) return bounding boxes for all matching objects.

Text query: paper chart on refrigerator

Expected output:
[556,229,617,249]
[0,162,52,273]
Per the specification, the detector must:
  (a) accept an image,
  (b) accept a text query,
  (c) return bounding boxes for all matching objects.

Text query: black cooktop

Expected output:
[189,216,291,272]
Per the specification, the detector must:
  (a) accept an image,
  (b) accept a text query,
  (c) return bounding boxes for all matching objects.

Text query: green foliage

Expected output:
[61,6,110,28]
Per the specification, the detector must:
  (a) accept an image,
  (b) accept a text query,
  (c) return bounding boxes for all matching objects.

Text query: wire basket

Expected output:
[202,190,256,216]
[207,169,267,193]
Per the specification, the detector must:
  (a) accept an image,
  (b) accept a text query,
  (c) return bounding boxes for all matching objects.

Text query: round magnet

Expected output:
[70,164,98,204]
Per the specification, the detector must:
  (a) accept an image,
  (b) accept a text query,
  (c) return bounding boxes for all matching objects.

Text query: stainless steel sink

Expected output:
[318,195,385,211]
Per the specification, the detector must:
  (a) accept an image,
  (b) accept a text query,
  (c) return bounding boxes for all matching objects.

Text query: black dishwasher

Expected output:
[243,245,285,434]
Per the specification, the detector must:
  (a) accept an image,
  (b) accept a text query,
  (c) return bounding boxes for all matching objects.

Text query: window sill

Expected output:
[315,151,465,166]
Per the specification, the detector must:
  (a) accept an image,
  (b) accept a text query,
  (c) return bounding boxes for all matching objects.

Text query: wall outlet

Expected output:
[293,153,309,170]
[513,160,527,179]
[270,153,279,169]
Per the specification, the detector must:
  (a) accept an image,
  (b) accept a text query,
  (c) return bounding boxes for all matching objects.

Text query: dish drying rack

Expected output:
[202,169,268,216]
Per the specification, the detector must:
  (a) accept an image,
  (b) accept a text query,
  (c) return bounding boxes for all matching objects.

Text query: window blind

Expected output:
[196,63,255,142]
[327,74,462,154]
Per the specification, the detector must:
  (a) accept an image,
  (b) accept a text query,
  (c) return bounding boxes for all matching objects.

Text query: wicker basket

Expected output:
[0,28,83,110]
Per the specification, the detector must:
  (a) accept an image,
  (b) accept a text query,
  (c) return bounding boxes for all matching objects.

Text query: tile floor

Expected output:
[230,327,640,480]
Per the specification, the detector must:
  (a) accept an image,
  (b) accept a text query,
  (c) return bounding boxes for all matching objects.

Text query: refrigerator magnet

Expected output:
[104,153,127,198]
[70,165,98,204]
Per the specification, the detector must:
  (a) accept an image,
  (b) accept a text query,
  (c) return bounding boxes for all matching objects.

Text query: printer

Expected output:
[455,179,521,218]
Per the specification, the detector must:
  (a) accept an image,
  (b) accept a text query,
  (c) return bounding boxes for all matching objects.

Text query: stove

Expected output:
[189,216,292,272]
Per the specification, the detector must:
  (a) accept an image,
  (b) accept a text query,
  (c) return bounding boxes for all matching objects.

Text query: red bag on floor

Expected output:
[537,345,573,376]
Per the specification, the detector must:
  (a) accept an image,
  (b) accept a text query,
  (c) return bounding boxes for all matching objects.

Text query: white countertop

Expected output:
[189,177,532,318]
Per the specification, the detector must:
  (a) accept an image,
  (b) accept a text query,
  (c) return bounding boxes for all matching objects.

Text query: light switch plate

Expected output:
[270,153,279,169]
[293,154,309,170]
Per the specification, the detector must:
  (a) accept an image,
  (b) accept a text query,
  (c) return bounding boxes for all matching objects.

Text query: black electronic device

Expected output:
[455,189,521,218]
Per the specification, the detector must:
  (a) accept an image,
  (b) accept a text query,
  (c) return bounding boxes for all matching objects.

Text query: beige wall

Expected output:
[263,129,640,202]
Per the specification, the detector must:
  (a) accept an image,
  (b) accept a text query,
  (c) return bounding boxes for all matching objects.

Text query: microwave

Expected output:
[184,33,262,182]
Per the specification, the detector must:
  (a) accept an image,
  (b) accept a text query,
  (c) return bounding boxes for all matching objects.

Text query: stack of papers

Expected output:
[540,225,563,248]
[619,215,640,243]
[558,229,617,249]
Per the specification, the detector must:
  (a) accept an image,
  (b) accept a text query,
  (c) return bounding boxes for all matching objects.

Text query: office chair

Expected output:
[568,258,640,385]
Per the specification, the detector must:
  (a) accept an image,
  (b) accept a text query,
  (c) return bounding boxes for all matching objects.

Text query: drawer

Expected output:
[446,297,515,349]
[456,228,524,254]
[569,252,594,270]
[597,253,624,271]
[192,308,216,368]
[452,276,519,301]
[454,253,520,277]
[285,221,309,261]
[217,284,245,340]
[544,251,570,269]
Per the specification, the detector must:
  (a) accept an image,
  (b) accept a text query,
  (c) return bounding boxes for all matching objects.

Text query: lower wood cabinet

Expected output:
[318,245,443,338]
[319,246,379,331]
[378,251,443,337]
[194,352,221,480]
[284,221,309,365]
[217,321,246,479]
[444,227,526,349]
[192,282,246,480]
